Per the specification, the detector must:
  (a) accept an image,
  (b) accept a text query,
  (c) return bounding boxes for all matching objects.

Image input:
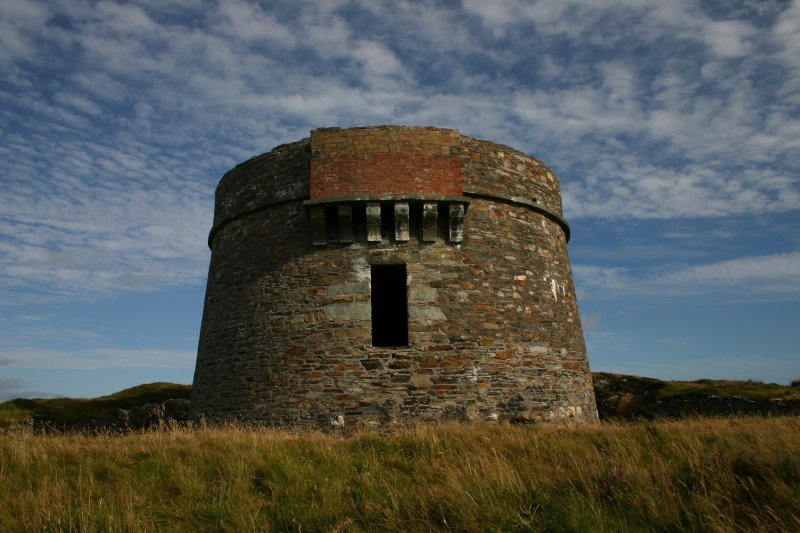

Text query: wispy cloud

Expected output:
[576,251,800,299]
[0,347,195,370]
[0,0,798,306]
[0,0,50,67]
[0,377,52,401]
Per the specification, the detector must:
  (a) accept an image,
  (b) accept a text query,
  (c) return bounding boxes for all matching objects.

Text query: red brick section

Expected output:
[310,126,463,198]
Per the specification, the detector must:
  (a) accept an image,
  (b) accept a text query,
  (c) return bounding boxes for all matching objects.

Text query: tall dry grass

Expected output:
[1,417,798,532]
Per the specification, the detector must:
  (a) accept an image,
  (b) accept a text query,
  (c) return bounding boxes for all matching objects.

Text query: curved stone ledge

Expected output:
[208,194,308,249]
[462,189,571,242]
[208,188,571,248]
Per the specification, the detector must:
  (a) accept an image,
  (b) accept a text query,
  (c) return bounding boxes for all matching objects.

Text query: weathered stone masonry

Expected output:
[192,125,598,428]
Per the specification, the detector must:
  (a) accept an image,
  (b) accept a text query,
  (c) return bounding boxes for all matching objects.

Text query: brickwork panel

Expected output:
[310,127,462,198]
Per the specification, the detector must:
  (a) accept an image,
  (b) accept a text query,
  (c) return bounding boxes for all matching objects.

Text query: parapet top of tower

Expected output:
[211,125,569,247]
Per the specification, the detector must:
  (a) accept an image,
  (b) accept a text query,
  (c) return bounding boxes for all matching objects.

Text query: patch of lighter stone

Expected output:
[549,406,583,419]
[324,302,371,321]
[408,306,447,321]
[351,257,370,282]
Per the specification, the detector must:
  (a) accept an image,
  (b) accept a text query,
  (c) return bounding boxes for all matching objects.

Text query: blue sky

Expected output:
[1,0,798,400]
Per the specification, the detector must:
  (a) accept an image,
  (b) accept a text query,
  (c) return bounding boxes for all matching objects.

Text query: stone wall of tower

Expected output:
[192,126,598,429]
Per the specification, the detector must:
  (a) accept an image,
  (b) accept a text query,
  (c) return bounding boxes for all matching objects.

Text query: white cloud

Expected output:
[582,312,602,332]
[772,0,800,100]
[460,0,518,36]
[703,19,756,58]
[573,265,635,293]
[0,138,214,301]
[563,159,799,221]
[657,252,800,287]
[351,40,409,85]
[0,0,51,66]
[0,0,798,306]
[0,377,38,401]
[575,252,800,299]
[213,0,297,45]
[0,377,24,389]
[0,347,195,370]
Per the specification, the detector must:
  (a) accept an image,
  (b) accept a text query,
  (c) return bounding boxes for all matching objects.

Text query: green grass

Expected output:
[0,417,798,531]
[657,378,800,401]
[592,372,800,402]
[0,382,191,427]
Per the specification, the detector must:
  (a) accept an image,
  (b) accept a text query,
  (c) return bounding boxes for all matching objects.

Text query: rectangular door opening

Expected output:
[371,264,408,347]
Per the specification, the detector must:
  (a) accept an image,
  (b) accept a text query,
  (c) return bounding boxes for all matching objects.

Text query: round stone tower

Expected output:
[192,126,598,428]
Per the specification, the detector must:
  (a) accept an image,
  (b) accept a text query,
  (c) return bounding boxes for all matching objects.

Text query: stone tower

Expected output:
[192,126,598,428]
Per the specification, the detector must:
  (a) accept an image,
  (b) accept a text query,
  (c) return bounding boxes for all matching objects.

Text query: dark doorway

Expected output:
[371,264,408,347]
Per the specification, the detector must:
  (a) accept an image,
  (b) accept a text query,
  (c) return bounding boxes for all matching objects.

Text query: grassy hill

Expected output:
[592,372,799,401]
[0,382,191,428]
[592,372,800,419]
[1,373,798,428]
